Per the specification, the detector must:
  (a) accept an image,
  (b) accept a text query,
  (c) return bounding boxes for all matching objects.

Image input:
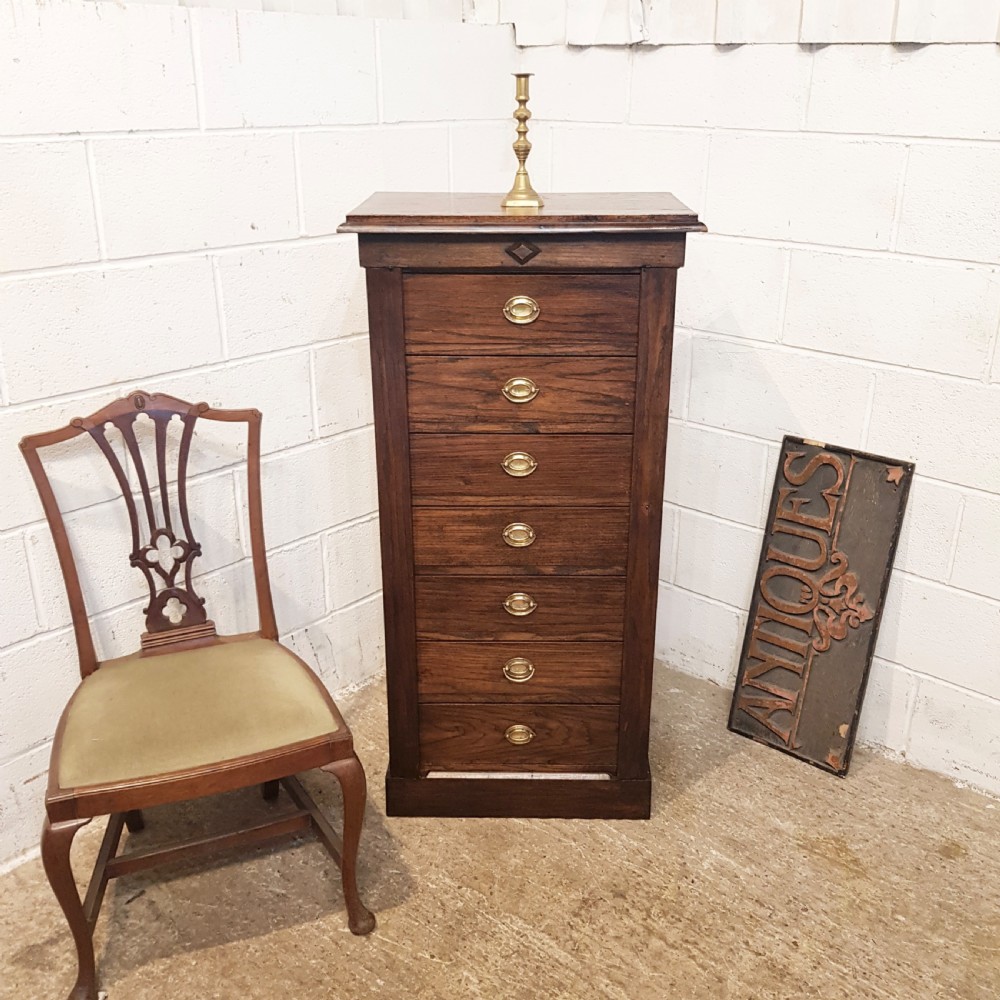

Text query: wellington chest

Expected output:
[339,193,705,819]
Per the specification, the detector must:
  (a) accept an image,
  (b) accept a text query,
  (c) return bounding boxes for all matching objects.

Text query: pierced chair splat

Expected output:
[20,389,376,1000]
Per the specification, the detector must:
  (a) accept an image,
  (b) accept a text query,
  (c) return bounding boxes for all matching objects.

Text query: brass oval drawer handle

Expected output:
[503,295,540,326]
[503,592,537,616]
[502,657,535,683]
[501,451,537,477]
[505,724,536,745]
[502,522,536,548]
[502,376,539,404]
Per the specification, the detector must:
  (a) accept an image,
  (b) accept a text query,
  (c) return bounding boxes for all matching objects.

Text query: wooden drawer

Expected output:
[415,577,625,641]
[407,356,636,433]
[403,273,639,356]
[410,434,632,506]
[417,641,622,703]
[419,704,619,772]
[413,507,628,576]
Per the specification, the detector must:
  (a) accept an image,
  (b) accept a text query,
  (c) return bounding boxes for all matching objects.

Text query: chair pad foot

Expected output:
[349,908,377,936]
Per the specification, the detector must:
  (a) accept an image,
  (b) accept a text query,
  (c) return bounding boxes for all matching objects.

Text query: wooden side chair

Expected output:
[20,389,376,1000]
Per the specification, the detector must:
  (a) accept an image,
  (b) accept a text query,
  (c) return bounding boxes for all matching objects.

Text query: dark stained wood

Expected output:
[123,809,145,832]
[365,268,421,778]
[318,758,378,935]
[339,191,705,233]
[350,192,697,819]
[403,273,639,356]
[728,438,914,776]
[417,641,622,703]
[412,506,629,576]
[415,577,625,642]
[358,232,687,270]
[105,812,312,880]
[617,269,676,780]
[406,356,636,433]
[419,704,619,772]
[386,774,651,819]
[41,817,96,1000]
[21,391,378,998]
[409,434,633,506]
[83,814,125,928]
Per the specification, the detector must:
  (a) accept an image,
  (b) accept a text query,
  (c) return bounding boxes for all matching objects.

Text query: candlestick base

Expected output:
[502,171,544,211]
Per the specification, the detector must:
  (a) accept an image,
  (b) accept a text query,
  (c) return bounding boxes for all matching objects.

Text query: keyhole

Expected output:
[162,597,185,625]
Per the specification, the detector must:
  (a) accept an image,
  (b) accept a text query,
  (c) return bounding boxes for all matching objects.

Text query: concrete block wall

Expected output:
[0,0,516,869]
[515,39,1000,797]
[3,0,1000,868]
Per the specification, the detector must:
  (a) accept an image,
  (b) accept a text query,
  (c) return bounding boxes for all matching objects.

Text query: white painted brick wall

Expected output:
[0,261,223,401]
[565,0,644,45]
[894,0,1000,43]
[541,35,1000,808]
[4,0,1000,869]
[630,45,812,132]
[0,144,99,273]
[799,0,896,43]
[643,0,718,44]
[807,45,1000,142]
[715,0,801,43]
[706,134,906,250]
[193,11,378,128]
[0,1,513,869]
[92,135,299,258]
[781,251,1000,379]
[0,2,198,135]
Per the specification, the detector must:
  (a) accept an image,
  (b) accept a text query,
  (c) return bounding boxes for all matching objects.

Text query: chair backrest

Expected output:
[19,389,278,677]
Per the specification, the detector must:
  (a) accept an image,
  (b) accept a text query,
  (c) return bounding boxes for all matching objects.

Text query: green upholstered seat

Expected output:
[57,638,339,790]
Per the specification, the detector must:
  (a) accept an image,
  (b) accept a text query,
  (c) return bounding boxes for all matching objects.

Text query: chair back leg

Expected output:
[124,809,145,833]
[41,816,98,1000]
[325,755,377,936]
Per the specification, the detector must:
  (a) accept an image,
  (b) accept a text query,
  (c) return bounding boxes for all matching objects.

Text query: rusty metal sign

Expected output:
[728,437,914,775]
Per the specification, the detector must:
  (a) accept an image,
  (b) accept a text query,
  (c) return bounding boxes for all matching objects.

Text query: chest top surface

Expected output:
[338,192,705,234]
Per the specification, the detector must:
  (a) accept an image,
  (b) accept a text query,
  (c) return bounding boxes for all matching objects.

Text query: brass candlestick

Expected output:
[501,73,544,211]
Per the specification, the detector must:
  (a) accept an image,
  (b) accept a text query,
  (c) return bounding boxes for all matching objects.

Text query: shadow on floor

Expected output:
[10,774,413,983]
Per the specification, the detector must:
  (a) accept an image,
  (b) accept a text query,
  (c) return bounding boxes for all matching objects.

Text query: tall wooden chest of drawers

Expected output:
[340,193,704,819]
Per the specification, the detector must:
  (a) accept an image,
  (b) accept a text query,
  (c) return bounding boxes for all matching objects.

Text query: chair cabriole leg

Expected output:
[41,815,98,1000]
[325,755,376,935]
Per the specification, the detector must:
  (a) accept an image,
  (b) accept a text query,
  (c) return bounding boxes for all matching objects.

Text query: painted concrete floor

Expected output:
[2,668,998,1000]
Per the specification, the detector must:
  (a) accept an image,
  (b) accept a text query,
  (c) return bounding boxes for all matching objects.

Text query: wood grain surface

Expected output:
[403,273,639,356]
[364,267,421,777]
[414,577,625,641]
[417,641,622,703]
[412,506,629,576]
[339,191,704,232]
[357,233,687,270]
[409,434,633,506]
[618,268,676,779]
[406,356,636,433]
[418,703,619,772]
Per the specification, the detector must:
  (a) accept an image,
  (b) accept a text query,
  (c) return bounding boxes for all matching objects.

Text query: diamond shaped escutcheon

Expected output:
[504,241,541,266]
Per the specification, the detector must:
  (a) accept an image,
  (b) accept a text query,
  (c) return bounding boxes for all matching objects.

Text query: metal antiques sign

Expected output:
[728,437,914,775]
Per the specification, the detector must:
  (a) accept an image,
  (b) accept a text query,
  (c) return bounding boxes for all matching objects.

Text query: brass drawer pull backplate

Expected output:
[503,592,537,616]
[501,451,537,477]
[502,522,536,548]
[503,295,541,325]
[505,724,536,746]
[502,376,539,403]
[502,657,535,683]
